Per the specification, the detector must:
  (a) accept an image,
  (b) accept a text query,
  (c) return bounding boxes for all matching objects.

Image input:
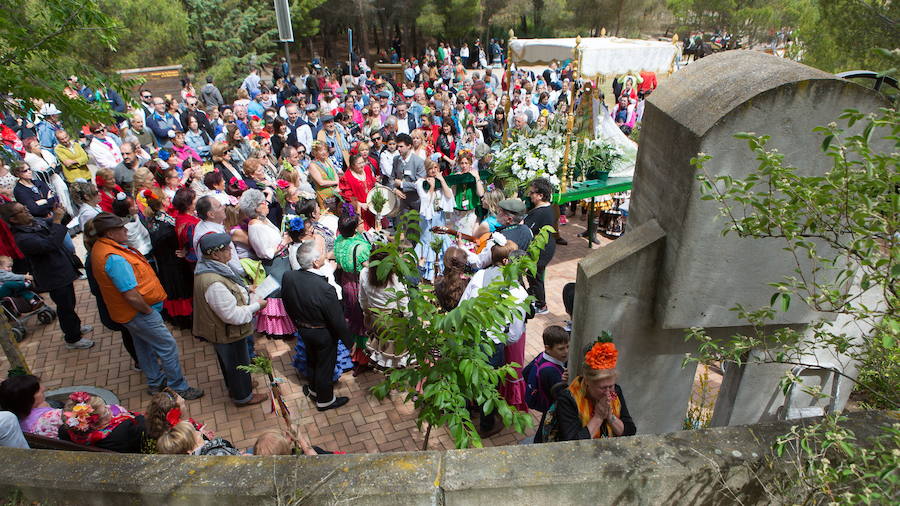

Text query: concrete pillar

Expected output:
[570,51,888,434]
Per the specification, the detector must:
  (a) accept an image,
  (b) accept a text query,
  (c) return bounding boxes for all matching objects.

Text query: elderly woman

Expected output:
[536,340,636,442]
[12,163,56,219]
[239,188,286,263]
[58,392,147,453]
[193,233,267,406]
[308,140,340,207]
[0,375,62,439]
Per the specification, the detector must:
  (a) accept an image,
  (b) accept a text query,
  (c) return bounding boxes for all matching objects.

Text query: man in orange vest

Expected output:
[90,213,203,400]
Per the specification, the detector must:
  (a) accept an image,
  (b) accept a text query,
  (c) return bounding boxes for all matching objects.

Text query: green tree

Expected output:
[795,0,899,73]
[185,0,279,92]
[417,0,483,43]
[0,0,135,129]
[370,212,551,449]
[69,0,191,70]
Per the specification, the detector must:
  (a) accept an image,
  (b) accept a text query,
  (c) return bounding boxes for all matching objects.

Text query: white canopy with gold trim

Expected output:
[508,37,678,75]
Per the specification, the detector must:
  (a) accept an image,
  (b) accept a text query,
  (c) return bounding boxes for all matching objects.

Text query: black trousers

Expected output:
[213,338,253,403]
[301,328,338,404]
[48,283,81,344]
[527,263,548,308]
[480,341,507,431]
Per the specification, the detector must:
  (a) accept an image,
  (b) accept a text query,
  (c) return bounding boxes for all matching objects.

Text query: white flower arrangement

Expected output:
[494,128,621,189]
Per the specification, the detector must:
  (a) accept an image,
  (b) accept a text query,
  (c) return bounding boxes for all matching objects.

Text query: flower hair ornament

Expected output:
[585,332,618,370]
[142,189,156,200]
[95,174,107,188]
[115,192,128,201]
[491,232,508,247]
[342,202,357,218]
[288,216,305,232]
[486,183,496,193]
[165,407,182,427]
[276,179,291,190]
[63,392,99,432]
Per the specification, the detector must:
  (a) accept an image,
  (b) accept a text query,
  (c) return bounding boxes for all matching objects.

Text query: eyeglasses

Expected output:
[92,127,106,133]
[142,95,152,99]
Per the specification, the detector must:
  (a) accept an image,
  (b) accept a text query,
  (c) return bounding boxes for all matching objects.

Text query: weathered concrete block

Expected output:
[0,411,892,505]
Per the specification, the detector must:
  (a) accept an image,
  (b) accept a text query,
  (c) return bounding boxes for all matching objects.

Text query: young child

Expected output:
[524,325,570,413]
[253,429,337,456]
[157,420,241,456]
[0,255,40,310]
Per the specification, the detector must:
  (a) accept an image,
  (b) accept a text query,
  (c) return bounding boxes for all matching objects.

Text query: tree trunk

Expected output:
[359,21,371,62]
[532,0,544,32]
[614,0,624,36]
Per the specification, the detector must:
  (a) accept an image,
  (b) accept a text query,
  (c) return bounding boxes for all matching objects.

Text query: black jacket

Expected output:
[541,384,636,442]
[13,180,57,218]
[11,218,79,292]
[181,109,215,138]
[281,269,353,349]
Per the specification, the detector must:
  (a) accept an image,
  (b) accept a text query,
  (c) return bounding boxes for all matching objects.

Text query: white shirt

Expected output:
[88,136,123,169]
[125,215,152,255]
[380,150,399,180]
[194,220,245,276]
[308,265,341,300]
[204,279,261,325]
[248,218,282,260]
[358,266,408,313]
[295,124,313,153]
[414,179,455,220]
[459,266,528,344]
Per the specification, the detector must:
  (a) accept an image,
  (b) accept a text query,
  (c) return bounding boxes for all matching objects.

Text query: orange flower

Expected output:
[585,342,618,370]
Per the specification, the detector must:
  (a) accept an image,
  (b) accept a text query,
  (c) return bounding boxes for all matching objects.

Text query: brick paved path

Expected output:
[3,216,716,452]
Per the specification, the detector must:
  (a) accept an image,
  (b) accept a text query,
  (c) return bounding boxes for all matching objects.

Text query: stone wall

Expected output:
[0,411,892,505]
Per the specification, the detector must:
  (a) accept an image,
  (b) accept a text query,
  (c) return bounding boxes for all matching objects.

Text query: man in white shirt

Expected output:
[88,124,123,169]
[395,102,416,135]
[193,196,245,277]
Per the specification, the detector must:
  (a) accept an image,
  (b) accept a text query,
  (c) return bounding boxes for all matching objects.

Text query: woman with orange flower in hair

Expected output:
[58,391,147,453]
[536,337,636,442]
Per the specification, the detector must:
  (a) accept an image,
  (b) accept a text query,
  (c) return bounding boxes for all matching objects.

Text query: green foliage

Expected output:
[0,0,138,129]
[184,0,280,92]
[795,0,900,73]
[771,415,900,504]
[667,0,807,45]
[237,355,274,376]
[68,0,191,70]
[417,0,483,42]
[369,211,552,449]
[687,107,899,409]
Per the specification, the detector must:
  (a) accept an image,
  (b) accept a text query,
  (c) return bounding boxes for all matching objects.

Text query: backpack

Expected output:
[523,353,562,412]
[535,401,561,443]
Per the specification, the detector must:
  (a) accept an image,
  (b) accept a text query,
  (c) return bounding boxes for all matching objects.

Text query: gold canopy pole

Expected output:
[502,29,516,146]
[670,33,679,75]
[560,35,581,194]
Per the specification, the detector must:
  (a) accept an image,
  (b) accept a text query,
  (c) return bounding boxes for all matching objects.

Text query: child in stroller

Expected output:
[0,255,55,341]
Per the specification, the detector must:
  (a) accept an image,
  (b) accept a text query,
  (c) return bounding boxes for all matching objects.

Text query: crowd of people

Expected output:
[0,43,642,452]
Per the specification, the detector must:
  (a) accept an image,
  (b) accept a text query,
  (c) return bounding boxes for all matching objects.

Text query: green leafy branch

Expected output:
[370,212,552,449]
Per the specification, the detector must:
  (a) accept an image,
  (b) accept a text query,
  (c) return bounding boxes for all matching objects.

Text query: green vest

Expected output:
[192,272,254,344]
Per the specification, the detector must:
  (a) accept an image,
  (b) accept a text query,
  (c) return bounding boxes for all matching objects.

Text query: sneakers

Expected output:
[175,387,205,400]
[316,396,349,411]
[80,324,93,335]
[534,304,550,315]
[65,338,94,350]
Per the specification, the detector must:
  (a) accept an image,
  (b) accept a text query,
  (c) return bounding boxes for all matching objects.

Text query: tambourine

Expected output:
[365,184,400,218]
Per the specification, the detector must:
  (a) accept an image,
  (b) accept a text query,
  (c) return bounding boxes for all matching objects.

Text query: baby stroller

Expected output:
[1,292,56,342]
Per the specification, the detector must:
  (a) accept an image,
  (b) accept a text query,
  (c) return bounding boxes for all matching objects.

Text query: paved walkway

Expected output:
[1,215,717,452]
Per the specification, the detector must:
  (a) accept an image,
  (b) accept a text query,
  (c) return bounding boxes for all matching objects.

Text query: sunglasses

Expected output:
[92,127,106,133]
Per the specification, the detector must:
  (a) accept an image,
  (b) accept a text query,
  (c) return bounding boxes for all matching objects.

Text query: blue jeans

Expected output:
[122,309,189,391]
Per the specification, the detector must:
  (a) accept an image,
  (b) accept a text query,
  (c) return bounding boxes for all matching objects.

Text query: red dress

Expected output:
[98,186,124,213]
[338,166,377,230]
